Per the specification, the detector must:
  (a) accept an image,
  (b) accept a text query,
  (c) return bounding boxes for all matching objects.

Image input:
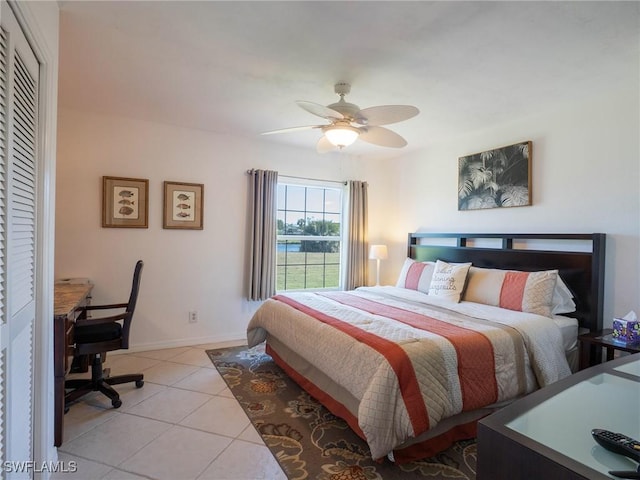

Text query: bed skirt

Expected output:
[265,335,500,464]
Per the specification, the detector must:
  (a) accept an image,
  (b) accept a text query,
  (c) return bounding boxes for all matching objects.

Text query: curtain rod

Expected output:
[246,170,347,186]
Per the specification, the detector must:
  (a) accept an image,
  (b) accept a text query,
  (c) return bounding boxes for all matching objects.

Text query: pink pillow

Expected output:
[395,258,435,293]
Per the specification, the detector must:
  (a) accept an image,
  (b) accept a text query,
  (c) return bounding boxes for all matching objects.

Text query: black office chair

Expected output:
[65,260,145,409]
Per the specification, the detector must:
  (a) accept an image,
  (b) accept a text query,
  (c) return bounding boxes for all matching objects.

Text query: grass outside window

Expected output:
[277,251,340,290]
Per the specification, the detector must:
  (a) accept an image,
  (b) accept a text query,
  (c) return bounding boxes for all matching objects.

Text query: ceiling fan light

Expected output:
[324,126,359,148]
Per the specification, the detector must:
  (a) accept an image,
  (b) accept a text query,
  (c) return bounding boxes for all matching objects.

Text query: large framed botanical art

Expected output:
[163,181,204,230]
[458,141,532,211]
[102,176,149,228]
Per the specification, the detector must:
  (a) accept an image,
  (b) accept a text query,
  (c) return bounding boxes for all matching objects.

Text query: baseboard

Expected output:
[112,332,248,354]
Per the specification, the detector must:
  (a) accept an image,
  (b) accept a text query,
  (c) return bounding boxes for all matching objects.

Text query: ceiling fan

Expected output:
[261,83,419,153]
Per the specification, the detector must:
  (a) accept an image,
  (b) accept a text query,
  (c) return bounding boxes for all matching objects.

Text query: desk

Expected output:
[54,283,93,447]
[477,353,640,479]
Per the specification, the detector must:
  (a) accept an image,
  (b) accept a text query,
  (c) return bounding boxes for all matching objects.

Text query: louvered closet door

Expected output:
[0,2,39,473]
[0,18,7,471]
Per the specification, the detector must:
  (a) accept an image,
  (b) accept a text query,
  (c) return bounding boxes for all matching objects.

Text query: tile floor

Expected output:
[54,343,287,480]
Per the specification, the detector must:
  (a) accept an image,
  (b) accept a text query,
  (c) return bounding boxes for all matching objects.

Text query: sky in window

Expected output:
[278,185,341,214]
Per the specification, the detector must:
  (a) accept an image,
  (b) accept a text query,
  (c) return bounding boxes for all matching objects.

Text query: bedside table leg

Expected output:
[579,343,590,370]
[579,342,601,369]
[606,347,615,361]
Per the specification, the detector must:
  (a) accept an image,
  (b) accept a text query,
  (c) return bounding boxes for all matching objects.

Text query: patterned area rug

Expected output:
[207,344,477,480]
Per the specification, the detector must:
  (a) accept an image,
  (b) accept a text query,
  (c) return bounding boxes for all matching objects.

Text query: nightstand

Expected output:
[578,328,640,369]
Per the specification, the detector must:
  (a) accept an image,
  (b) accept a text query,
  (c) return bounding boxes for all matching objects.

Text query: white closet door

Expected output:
[0,14,7,471]
[0,1,39,475]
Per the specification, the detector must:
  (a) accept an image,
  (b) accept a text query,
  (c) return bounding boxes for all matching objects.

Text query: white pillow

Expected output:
[396,258,435,293]
[552,277,576,314]
[428,260,471,302]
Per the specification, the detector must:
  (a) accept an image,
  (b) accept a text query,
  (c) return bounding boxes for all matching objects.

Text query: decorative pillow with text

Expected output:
[427,260,472,302]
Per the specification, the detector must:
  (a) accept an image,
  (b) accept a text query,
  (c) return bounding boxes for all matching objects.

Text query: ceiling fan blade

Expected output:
[356,105,419,126]
[296,101,344,120]
[261,125,321,135]
[358,126,408,148]
[316,135,337,154]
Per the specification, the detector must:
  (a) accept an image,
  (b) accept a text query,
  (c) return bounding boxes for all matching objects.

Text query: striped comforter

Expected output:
[247,286,571,460]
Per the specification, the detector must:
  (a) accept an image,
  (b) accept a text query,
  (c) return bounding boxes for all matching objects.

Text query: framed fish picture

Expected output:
[102,176,149,228]
[163,181,204,230]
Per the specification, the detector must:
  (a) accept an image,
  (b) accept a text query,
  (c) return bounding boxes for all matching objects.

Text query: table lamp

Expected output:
[369,244,388,286]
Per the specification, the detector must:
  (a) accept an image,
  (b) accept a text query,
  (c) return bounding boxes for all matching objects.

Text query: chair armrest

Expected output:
[77,303,128,320]
[83,303,129,311]
[75,312,128,326]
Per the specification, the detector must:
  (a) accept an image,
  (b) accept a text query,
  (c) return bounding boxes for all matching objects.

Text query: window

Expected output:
[276,181,344,291]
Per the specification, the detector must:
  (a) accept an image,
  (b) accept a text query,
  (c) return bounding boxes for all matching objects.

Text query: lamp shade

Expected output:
[324,125,359,148]
[369,244,388,260]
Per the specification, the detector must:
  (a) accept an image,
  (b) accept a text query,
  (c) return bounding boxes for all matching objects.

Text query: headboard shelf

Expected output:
[407,233,606,333]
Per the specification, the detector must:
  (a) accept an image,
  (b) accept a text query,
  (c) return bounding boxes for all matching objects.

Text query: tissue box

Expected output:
[612,318,640,344]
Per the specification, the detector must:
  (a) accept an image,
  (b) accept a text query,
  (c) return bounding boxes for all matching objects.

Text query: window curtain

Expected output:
[247,169,278,300]
[345,180,369,290]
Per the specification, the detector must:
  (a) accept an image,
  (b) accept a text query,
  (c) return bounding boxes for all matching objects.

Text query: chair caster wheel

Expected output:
[112,399,122,408]
[135,380,144,388]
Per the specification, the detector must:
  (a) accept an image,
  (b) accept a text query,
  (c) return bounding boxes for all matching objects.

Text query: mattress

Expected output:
[553,314,579,352]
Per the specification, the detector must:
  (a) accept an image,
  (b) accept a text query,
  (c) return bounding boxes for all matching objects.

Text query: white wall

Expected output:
[56,84,639,349]
[55,110,372,350]
[369,87,640,326]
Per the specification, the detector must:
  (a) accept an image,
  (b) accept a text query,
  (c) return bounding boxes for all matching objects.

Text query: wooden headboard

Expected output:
[408,233,606,333]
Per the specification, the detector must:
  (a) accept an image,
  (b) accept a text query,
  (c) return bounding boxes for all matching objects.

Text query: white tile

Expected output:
[180,396,250,438]
[238,423,264,445]
[51,452,112,480]
[191,341,246,351]
[62,402,119,444]
[58,349,285,480]
[141,361,200,386]
[103,354,161,376]
[101,468,150,479]
[173,368,228,395]
[126,347,192,361]
[169,349,215,368]
[126,386,211,423]
[82,381,167,412]
[120,425,231,480]
[198,439,286,480]
[217,386,235,399]
[61,413,171,466]
[190,343,225,351]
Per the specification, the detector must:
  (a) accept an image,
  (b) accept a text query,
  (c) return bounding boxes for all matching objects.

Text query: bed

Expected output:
[247,233,606,463]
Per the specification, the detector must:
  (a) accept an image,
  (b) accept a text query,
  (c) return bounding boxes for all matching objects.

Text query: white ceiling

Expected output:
[58,1,639,158]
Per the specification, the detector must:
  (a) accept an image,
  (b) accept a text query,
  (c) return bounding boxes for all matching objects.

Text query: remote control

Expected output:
[591,429,640,463]
[608,470,640,479]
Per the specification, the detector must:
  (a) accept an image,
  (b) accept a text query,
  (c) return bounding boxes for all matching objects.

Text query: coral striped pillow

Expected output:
[395,258,435,293]
[463,267,558,317]
[499,270,558,317]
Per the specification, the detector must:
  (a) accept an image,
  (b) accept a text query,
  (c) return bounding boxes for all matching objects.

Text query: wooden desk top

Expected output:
[54,283,93,318]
